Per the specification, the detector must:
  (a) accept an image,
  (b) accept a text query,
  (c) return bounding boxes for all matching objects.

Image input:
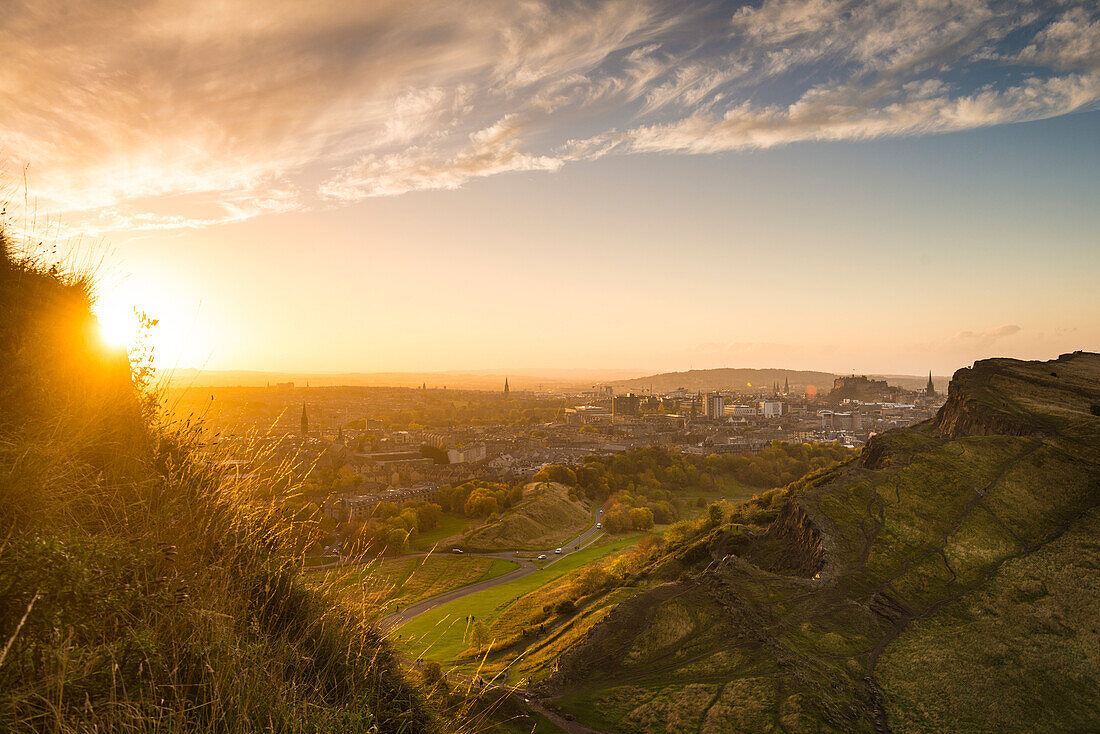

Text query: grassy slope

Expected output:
[395,536,637,664]
[321,555,520,616]
[546,353,1100,733]
[460,482,591,552]
[0,240,434,732]
[413,512,471,551]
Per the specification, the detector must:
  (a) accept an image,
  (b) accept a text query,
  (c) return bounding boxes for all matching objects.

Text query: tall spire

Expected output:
[504,377,510,396]
[300,403,309,435]
[926,371,936,397]
[783,376,789,395]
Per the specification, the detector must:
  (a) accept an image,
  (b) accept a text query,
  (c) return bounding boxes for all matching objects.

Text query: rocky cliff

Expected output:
[544,353,1100,733]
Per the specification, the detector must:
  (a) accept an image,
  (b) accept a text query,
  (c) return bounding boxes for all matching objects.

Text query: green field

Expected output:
[319,553,518,615]
[394,536,638,663]
[411,512,470,551]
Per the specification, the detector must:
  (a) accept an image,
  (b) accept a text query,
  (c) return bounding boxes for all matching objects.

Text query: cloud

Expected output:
[617,71,1100,154]
[952,324,1023,343]
[319,116,563,199]
[1019,7,1100,70]
[3,0,1099,231]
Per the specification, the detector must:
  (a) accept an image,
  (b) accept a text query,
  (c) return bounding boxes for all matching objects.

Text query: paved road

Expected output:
[378,511,605,631]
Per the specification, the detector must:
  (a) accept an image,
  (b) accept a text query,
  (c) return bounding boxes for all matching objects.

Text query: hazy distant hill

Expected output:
[166,367,644,391]
[610,368,839,393]
[166,367,952,394]
[611,368,950,394]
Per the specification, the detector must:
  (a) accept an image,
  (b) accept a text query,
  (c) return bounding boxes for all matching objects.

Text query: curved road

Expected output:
[378,511,605,631]
[371,512,611,734]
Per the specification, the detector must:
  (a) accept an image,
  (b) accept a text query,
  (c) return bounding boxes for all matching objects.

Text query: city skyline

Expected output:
[3,0,1097,376]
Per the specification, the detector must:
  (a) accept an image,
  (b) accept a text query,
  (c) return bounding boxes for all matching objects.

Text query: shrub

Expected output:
[555,599,578,615]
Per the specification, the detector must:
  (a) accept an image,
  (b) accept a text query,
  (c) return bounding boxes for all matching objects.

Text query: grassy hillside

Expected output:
[0,237,434,732]
[396,536,639,665]
[459,482,591,552]
[318,555,519,617]
[543,353,1100,733]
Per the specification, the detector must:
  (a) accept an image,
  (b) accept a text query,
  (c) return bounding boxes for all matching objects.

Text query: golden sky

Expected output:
[3,0,1098,375]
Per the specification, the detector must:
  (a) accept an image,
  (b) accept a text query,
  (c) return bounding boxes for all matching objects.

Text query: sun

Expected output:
[94,295,141,350]
[91,278,210,371]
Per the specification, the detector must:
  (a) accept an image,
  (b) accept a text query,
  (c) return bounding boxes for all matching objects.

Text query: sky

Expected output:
[2,0,1098,377]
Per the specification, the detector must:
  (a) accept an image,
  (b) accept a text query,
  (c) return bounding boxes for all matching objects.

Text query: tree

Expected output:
[419,444,449,464]
[554,599,577,615]
[603,508,632,533]
[386,527,409,553]
[708,503,724,527]
[464,489,499,518]
[665,520,695,547]
[533,465,577,486]
[468,620,490,651]
[628,506,654,530]
[373,501,399,520]
[410,501,442,531]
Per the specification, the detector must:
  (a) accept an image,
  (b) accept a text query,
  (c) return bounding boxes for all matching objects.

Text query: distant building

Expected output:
[758,399,783,418]
[565,405,611,425]
[423,432,447,448]
[831,375,900,402]
[300,404,309,435]
[925,371,936,397]
[447,444,487,464]
[820,410,862,431]
[504,377,510,396]
[613,393,641,418]
[702,392,725,420]
[727,404,756,417]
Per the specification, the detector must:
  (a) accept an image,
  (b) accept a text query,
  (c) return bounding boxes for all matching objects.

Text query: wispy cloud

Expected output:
[952,324,1024,344]
[3,0,1098,232]
[320,116,563,199]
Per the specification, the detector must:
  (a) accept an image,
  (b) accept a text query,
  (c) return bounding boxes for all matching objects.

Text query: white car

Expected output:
[555,548,562,554]
[451,548,463,554]
[537,554,547,560]
[596,522,602,529]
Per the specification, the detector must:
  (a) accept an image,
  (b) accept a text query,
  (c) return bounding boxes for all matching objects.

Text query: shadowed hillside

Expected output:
[543,353,1099,733]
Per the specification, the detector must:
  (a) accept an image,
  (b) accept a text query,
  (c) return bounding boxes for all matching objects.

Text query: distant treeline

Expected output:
[345,479,526,555]
[535,443,855,532]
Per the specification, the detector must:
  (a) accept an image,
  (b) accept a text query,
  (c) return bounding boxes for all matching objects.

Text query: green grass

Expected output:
[412,512,469,551]
[0,235,432,732]
[394,536,639,663]
[320,553,520,615]
[675,482,759,520]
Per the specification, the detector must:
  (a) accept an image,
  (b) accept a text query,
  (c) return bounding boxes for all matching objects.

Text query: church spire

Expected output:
[926,371,936,397]
[300,403,309,435]
[504,377,510,396]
